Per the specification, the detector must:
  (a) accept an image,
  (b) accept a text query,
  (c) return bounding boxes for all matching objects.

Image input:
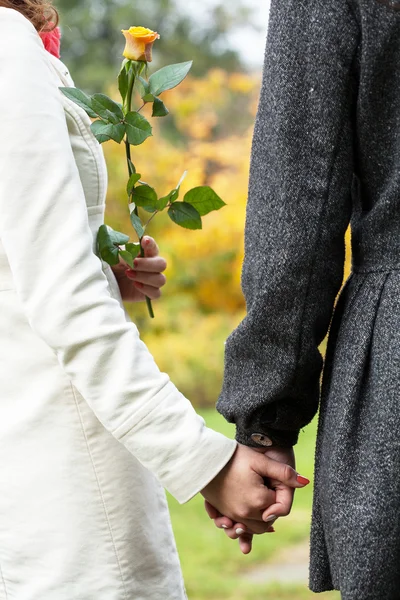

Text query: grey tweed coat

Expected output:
[217,0,400,598]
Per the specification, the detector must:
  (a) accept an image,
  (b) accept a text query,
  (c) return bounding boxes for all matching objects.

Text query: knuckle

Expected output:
[282,464,293,481]
[254,491,271,510]
[237,506,252,520]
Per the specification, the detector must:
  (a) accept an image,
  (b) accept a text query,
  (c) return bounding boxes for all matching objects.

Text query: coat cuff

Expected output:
[116,383,238,504]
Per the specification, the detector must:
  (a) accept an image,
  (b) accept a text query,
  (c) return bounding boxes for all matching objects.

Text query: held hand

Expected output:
[111,236,167,302]
[204,500,273,555]
[205,446,309,554]
[201,444,307,544]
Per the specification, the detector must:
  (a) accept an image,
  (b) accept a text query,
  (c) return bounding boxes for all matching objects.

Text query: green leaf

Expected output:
[157,188,179,210]
[168,202,202,230]
[149,61,193,96]
[119,250,134,268]
[130,61,146,77]
[125,242,141,259]
[136,76,150,100]
[152,97,169,117]
[119,243,141,268]
[132,185,158,212]
[143,93,155,103]
[91,94,124,124]
[90,121,126,144]
[118,67,129,103]
[130,211,145,238]
[183,186,226,216]
[125,112,152,146]
[127,173,142,196]
[59,87,97,118]
[120,58,130,72]
[97,224,129,266]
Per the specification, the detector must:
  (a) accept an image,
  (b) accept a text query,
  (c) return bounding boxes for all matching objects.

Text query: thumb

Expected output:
[253,454,310,489]
[141,236,159,258]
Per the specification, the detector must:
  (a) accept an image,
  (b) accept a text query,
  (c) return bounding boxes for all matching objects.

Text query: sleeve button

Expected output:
[251,433,273,447]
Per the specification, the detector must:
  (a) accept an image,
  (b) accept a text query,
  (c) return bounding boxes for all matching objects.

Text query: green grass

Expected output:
[167,409,340,600]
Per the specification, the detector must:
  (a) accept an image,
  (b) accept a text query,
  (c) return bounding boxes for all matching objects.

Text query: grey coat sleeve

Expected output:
[217,0,360,447]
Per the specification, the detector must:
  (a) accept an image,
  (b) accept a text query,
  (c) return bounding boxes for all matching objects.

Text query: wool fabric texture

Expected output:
[217,0,400,597]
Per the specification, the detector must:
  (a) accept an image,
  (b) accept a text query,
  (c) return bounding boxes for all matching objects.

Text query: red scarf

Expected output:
[39,26,61,59]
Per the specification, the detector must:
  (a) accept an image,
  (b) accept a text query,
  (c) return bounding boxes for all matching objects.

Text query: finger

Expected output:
[126,271,166,289]
[141,236,159,258]
[132,282,162,300]
[224,521,275,537]
[214,516,235,529]
[223,526,249,540]
[238,534,253,555]
[247,482,277,515]
[132,256,167,273]
[204,502,234,528]
[204,501,220,519]
[262,485,295,522]
[254,454,310,489]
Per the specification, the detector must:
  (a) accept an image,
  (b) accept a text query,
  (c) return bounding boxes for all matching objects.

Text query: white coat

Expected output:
[0,7,237,599]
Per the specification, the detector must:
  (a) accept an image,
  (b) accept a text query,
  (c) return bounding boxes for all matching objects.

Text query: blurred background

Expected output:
[56,1,348,597]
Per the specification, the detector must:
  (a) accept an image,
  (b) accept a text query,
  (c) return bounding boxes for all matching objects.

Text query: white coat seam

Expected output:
[0,561,8,600]
[61,100,105,207]
[69,382,129,600]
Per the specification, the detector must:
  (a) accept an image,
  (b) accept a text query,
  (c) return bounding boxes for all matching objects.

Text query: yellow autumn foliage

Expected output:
[103,68,352,407]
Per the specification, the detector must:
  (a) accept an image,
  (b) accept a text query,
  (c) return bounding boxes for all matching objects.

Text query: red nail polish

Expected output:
[134,282,144,288]
[133,259,139,268]
[297,475,310,485]
[145,238,151,246]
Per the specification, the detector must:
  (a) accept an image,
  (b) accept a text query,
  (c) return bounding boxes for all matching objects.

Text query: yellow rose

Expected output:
[121,26,160,62]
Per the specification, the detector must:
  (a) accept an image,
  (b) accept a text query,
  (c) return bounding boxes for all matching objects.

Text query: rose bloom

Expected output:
[121,26,160,62]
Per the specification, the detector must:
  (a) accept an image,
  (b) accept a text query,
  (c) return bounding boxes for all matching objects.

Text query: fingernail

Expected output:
[221,524,228,529]
[133,259,139,268]
[268,527,276,533]
[134,282,144,288]
[236,528,245,535]
[264,514,277,523]
[145,238,151,246]
[297,475,310,485]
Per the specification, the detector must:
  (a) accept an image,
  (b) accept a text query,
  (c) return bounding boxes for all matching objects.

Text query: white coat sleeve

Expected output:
[0,8,237,504]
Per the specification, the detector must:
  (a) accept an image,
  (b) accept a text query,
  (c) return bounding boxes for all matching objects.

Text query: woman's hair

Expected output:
[0,0,59,32]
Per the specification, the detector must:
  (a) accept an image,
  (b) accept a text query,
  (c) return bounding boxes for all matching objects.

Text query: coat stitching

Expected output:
[0,562,8,600]
[69,383,129,600]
